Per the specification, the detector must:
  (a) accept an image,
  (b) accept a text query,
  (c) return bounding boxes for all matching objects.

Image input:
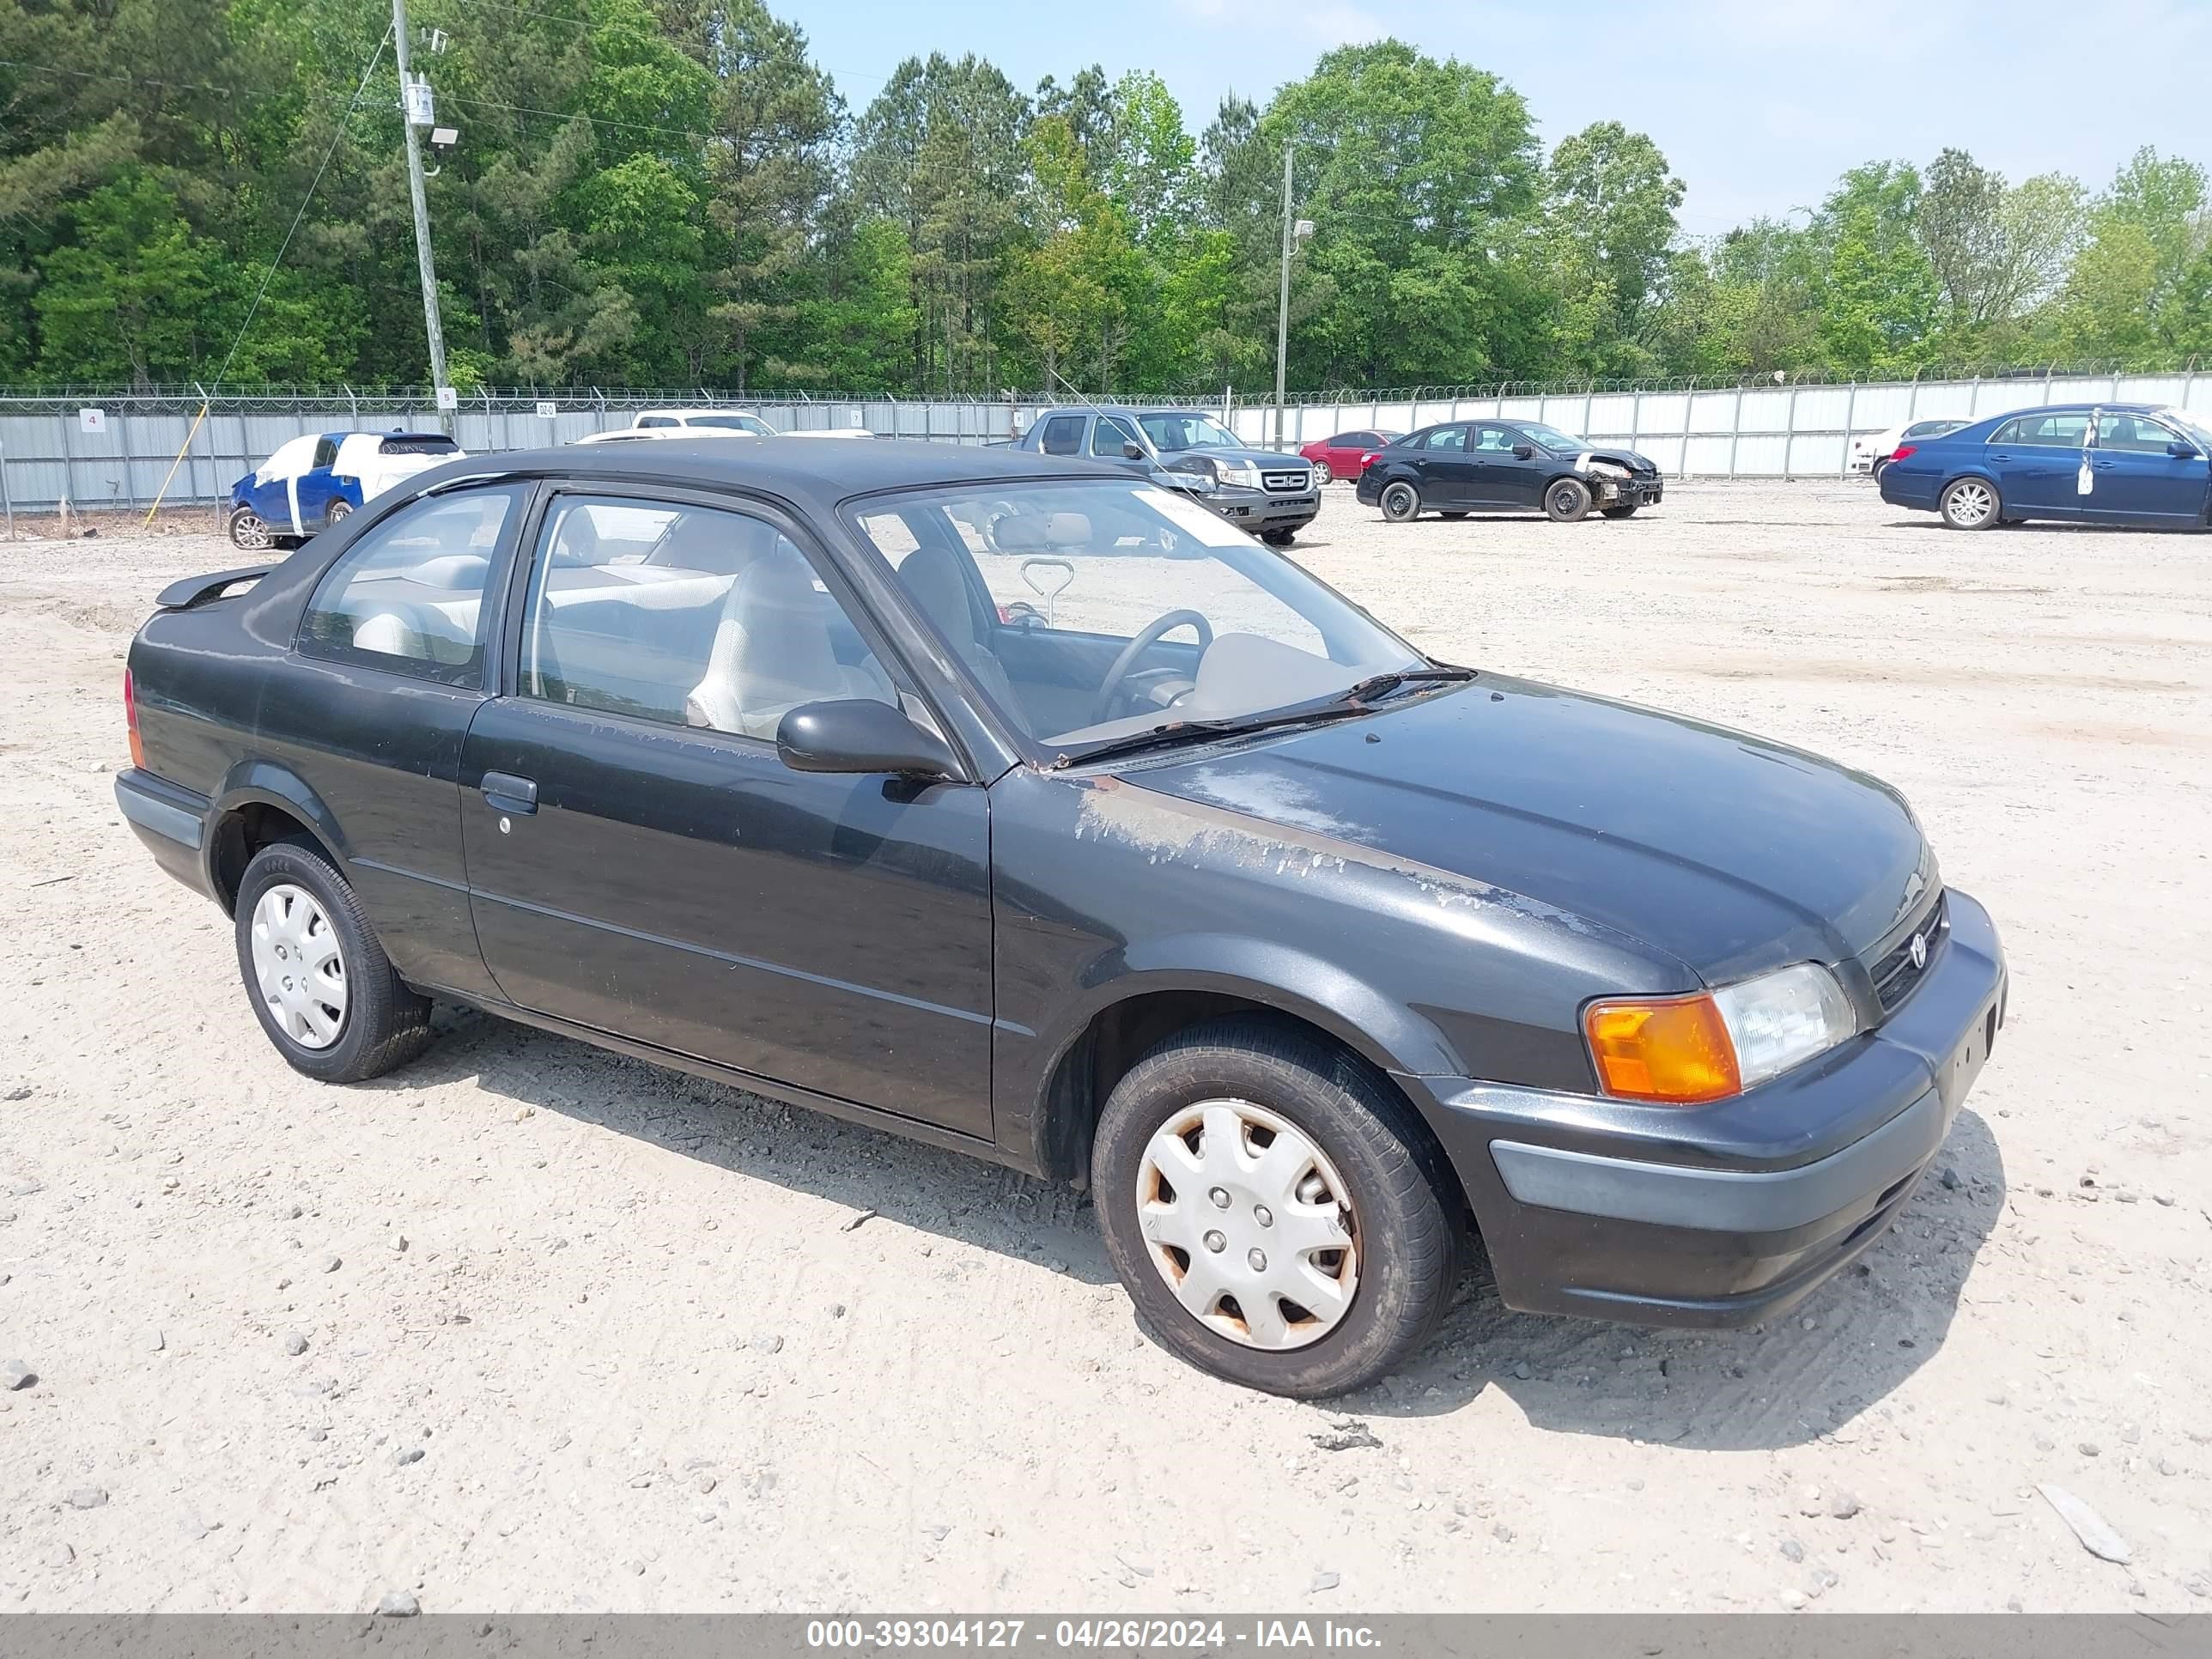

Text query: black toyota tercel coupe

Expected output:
[116,440,2005,1397]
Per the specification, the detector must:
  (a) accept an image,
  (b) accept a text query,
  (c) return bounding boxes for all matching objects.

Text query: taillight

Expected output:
[1359,453,1377,469]
[1888,445,1917,464]
[123,667,145,769]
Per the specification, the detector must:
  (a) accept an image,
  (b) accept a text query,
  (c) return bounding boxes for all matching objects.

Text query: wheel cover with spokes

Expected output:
[1135,1099,1361,1351]
[231,512,272,550]
[1312,460,1333,485]
[251,884,348,1048]
[1946,480,1995,526]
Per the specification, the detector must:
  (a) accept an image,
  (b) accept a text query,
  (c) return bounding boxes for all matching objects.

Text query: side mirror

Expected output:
[2170,440,2202,460]
[1512,444,1535,460]
[776,699,959,780]
[1121,441,1145,460]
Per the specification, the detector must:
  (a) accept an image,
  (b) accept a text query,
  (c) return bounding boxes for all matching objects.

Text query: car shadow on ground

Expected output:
[386,1003,1121,1289]
[391,1006,2002,1451]
[1343,1109,2007,1451]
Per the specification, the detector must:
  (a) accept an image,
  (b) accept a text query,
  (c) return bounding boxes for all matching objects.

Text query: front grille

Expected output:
[1261,470,1311,493]
[1867,891,1947,1012]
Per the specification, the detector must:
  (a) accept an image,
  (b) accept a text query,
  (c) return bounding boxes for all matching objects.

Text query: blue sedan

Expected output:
[1881,402,2212,530]
[228,429,464,550]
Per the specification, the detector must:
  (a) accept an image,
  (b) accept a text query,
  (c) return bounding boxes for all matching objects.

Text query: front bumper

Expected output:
[1204,485,1320,533]
[1402,889,2007,1328]
[1593,472,1662,508]
[115,768,214,898]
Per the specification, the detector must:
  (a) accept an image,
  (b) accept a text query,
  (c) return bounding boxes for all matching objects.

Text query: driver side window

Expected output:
[1425,426,1469,453]
[1091,417,1140,458]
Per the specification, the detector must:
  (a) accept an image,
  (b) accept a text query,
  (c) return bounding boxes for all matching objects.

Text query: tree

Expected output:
[1917,148,2083,344]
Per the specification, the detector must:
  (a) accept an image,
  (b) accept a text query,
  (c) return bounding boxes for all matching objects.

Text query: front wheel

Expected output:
[324,498,353,531]
[228,506,275,551]
[1378,480,1421,523]
[1601,503,1639,520]
[1545,478,1592,522]
[1261,528,1297,547]
[234,837,434,1083]
[1940,477,2002,530]
[1091,1018,1460,1398]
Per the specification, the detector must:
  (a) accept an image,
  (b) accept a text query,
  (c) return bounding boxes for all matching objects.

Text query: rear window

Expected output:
[379,434,461,456]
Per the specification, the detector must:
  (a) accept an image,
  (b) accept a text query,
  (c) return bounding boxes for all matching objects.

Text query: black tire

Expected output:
[1091,1017,1460,1398]
[233,836,434,1083]
[1544,477,1591,522]
[1939,476,2002,531]
[1439,511,1468,520]
[1601,503,1639,520]
[1871,459,1891,485]
[1261,528,1297,547]
[228,506,275,551]
[1378,480,1421,523]
[325,498,353,530]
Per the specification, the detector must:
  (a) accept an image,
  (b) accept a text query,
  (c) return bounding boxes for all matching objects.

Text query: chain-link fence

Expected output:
[3,365,2207,520]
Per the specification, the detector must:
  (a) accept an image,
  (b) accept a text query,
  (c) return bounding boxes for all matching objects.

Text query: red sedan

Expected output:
[1298,428,1404,484]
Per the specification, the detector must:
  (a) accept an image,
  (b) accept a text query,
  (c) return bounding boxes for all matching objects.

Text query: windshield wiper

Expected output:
[1050,665,1478,769]
[1337,664,1479,702]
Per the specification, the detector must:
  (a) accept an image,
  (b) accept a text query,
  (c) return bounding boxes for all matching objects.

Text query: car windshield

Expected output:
[689,414,772,435]
[1138,413,1240,453]
[2155,407,2212,448]
[1515,422,1591,452]
[848,479,1425,756]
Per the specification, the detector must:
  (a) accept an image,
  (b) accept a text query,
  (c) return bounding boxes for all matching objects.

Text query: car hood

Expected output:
[1565,447,1659,474]
[1163,447,1310,474]
[1129,676,1935,984]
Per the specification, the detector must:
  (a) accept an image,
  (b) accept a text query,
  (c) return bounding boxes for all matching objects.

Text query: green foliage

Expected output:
[2,2,2203,392]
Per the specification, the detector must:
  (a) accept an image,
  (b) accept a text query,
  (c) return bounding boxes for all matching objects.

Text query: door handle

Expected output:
[479,771,538,815]
[2094,459,2117,469]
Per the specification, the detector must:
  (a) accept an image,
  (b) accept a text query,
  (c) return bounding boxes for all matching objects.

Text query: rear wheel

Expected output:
[1091,1018,1459,1398]
[1310,460,1333,486]
[325,498,353,530]
[234,836,434,1083]
[1940,476,2001,531]
[228,507,274,551]
[1379,480,1421,523]
[1544,478,1592,522]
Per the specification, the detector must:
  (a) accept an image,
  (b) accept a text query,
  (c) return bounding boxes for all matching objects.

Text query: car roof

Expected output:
[413,436,1121,509]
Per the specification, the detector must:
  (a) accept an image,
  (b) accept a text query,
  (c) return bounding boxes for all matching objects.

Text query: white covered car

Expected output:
[227,429,464,550]
[1850,418,1969,479]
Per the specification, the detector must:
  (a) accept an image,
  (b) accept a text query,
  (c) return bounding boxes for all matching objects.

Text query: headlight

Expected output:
[1212,460,1261,487]
[1583,963,1857,1104]
[1584,459,1631,479]
[1170,465,1219,495]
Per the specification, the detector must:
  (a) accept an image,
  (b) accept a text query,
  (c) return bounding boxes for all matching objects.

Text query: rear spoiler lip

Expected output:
[155,565,275,610]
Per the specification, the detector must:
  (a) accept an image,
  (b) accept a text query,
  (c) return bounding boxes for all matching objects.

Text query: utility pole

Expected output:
[1273,143,1293,452]
[392,0,450,420]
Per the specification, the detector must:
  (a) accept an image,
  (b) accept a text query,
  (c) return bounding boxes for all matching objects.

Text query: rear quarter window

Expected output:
[298,486,520,688]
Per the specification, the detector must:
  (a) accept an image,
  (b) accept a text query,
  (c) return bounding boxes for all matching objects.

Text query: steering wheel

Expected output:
[1091,610,1214,723]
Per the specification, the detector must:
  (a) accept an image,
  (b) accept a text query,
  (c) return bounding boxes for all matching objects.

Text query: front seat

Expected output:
[896,544,1018,710]
[685,551,893,738]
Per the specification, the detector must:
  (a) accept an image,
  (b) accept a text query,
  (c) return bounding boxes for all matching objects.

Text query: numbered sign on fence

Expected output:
[435,386,459,411]
[78,408,106,434]
[536,401,558,419]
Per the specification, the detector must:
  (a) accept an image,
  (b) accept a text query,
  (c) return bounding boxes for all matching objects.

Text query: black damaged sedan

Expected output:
[1358,417,1663,523]
[116,439,2003,1396]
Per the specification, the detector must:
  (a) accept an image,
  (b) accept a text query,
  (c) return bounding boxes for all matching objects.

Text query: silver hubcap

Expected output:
[1135,1099,1360,1350]
[234,513,270,550]
[1948,482,1994,525]
[251,884,347,1049]
[1314,461,1332,484]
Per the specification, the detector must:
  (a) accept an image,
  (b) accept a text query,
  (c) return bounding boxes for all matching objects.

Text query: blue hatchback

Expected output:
[1880,402,2212,531]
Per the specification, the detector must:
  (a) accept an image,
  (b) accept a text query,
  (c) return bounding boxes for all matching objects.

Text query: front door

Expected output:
[1468,423,1543,507]
[459,489,995,1137]
[2091,412,2210,523]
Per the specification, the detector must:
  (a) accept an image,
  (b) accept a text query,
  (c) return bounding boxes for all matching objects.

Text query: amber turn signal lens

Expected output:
[1583,994,1741,1104]
[123,667,146,770]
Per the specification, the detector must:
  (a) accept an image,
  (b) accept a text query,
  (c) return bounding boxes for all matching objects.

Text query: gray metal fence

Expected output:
[3,368,2208,517]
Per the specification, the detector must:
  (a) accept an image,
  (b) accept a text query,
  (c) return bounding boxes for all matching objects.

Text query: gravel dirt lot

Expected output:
[1,481,2208,1614]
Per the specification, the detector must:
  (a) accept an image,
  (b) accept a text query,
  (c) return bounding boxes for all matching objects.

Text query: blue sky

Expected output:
[782,0,2212,232]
